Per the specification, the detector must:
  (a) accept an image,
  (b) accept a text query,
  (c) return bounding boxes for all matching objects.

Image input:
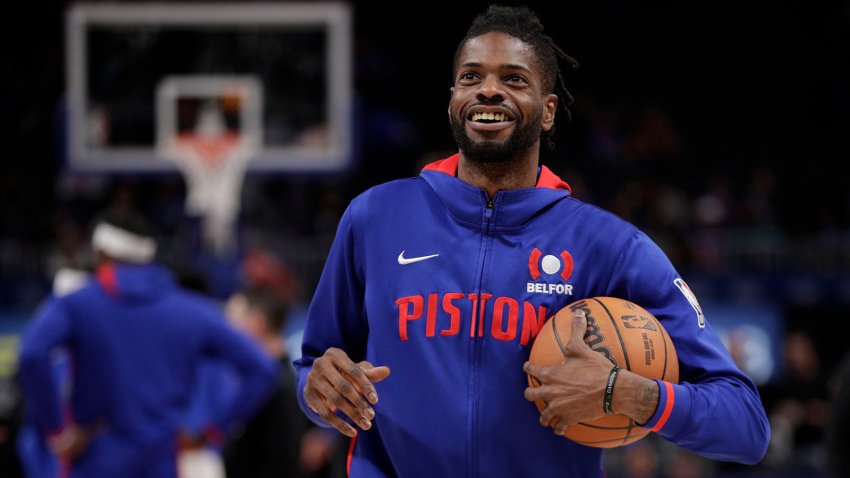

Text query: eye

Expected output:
[505,74,528,84]
[458,71,479,83]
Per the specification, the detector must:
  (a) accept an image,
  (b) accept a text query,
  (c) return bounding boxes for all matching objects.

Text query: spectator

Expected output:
[761,329,831,473]
[827,351,850,478]
[222,286,313,478]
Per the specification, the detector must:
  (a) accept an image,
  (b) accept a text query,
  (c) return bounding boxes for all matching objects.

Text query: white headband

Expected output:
[91,222,157,263]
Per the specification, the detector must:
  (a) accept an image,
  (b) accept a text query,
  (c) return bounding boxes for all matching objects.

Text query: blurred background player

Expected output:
[15,209,278,478]
[14,266,89,478]
[760,329,831,473]
[827,350,850,478]
[177,284,342,478]
[221,285,312,478]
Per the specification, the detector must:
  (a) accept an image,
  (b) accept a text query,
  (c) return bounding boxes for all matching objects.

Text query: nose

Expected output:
[476,74,505,104]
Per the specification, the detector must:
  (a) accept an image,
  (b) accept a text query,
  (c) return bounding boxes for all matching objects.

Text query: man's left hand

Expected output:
[48,422,98,461]
[522,309,616,435]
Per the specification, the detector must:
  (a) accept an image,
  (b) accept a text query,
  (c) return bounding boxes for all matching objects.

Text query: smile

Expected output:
[466,109,516,132]
[469,112,512,123]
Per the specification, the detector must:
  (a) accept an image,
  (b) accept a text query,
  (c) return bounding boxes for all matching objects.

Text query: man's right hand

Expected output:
[303,347,391,437]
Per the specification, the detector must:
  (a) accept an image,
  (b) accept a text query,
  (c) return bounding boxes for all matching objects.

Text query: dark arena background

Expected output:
[2,1,849,477]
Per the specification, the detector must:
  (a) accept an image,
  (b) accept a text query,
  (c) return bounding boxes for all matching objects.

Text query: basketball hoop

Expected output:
[156,76,263,256]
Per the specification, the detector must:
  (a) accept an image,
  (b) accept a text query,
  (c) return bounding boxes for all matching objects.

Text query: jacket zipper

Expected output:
[469,195,495,478]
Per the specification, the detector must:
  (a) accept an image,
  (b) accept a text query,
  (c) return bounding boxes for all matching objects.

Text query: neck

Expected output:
[457,148,540,198]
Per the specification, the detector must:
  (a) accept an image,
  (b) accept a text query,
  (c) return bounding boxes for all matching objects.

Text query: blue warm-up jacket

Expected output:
[17,263,277,478]
[295,154,770,477]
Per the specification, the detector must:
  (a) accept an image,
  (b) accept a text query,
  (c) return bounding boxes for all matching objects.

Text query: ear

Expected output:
[541,93,558,132]
[447,87,455,120]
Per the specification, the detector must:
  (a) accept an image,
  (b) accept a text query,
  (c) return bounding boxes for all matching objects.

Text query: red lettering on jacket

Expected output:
[395,292,550,345]
[396,295,423,341]
[441,293,464,336]
[425,293,438,337]
[521,302,548,346]
[468,293,493,337]
[491,297,519,341]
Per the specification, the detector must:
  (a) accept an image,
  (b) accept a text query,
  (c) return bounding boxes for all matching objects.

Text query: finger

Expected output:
[340,360,380,406]
[307,363,373,427]
[523,361,540,380]
[305,379,361,435]
[316,407,359,437]
[363,365,391,383]
[356,361,389,382]
[553,418,568,436]
[540,402,572,431]
[524,384,546,402]
[336,374,375,421]
[305,391,357,436]
[304,387,337,418]
[525,361,556,385]
[564,309,590,354]
[315,374,374,427]
[535,404,559,428]
[539,404,558,426]
[320,355,376,419]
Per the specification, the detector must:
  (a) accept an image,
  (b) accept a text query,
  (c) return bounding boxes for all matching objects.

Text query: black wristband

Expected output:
[603,365,621,415]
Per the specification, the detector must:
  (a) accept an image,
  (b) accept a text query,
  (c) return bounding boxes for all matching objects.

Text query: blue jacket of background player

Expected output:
[294,154,770,478]
[17,262,278,478]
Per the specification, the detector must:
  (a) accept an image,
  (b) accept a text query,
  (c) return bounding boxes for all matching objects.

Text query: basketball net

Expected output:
[157,76,263,257]
[163,99,257,256]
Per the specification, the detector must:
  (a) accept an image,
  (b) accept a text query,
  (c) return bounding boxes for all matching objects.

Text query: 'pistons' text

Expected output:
[395,292,551,345]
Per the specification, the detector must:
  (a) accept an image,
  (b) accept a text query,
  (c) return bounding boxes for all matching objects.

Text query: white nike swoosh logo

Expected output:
[397,250,440,265]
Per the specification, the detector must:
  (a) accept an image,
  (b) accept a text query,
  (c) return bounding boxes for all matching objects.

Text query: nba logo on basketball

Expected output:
[526,247,574,296]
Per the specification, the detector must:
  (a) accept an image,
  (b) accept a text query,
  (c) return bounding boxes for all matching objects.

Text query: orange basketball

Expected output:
[527,296,679,448]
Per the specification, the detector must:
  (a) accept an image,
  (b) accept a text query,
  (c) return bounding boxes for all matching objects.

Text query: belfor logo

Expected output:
[527,248,574,296]
[528,248,574,281]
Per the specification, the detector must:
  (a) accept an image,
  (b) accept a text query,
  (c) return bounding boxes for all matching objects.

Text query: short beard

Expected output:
[450,107,542,164]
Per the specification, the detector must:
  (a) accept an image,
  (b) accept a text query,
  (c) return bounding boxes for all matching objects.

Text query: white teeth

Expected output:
[471,112,509,122]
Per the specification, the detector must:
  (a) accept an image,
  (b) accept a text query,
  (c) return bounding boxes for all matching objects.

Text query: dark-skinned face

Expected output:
[448,31,557,164]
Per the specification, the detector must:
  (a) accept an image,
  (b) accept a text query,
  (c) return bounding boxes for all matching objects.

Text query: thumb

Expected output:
[359,361,392,383]
[565,309,590,354]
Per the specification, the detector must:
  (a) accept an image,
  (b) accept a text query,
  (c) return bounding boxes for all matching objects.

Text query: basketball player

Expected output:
[16,267,89,478]
[295,5,769,477]
[16,210,278,478]
[221,286,312,478]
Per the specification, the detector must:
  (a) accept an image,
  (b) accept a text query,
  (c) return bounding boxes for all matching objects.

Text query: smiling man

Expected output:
[294,5,769,477]
[448,29,558,186]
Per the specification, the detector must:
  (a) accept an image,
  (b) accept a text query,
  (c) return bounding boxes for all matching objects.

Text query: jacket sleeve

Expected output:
[198,312,279,438]
[293,205,368,427]
[16,298,71,435]
[604,230,770,464]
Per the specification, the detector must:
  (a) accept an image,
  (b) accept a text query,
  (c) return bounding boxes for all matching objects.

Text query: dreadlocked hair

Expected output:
[454,4,579,150]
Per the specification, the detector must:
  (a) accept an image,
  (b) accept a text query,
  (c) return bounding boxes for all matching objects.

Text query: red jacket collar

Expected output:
[422,153,571,193]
